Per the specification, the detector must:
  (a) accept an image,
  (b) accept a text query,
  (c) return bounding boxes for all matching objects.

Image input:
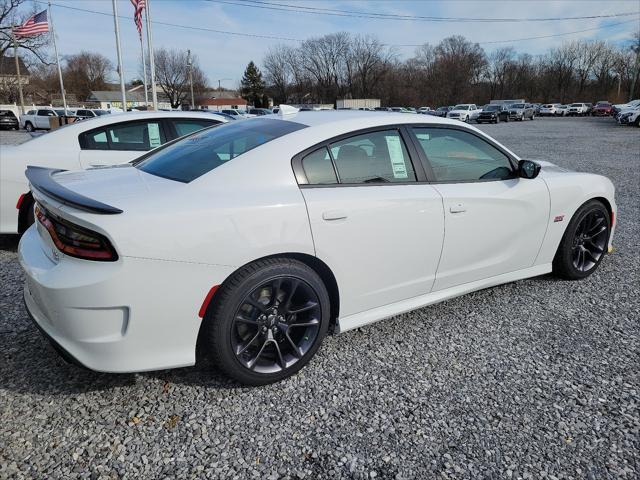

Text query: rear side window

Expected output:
[171,119,220,137]
[412,127,514,182]
[329,130,416,184]
[79,120,166,151]
[137,118,306,183]
[302,147,337,184]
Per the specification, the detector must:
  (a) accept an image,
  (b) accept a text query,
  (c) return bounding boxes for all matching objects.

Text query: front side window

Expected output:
[329,130,416,184]
[37,110,54,116]
[412,128,514,182]
[137,118,306,183]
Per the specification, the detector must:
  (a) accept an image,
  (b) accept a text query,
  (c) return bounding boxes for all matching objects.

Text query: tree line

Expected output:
[262,32,640,107]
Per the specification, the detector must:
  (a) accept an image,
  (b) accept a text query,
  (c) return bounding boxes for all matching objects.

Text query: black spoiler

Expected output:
[25,166,123,214]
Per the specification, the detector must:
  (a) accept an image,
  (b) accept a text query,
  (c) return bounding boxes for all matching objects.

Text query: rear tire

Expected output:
[553,200,610,280]
[199,258,330,385]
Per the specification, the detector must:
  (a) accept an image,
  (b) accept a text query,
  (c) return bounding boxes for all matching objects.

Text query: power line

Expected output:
[41,1,639,49]
[388,18,640,46]
[210,0,640,23]
[40,1,301,42]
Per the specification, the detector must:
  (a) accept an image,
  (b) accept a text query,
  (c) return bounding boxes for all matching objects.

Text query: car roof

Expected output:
[265,109,471,130]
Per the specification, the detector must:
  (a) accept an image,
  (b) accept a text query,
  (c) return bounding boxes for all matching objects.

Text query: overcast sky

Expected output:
[38,0,640,88]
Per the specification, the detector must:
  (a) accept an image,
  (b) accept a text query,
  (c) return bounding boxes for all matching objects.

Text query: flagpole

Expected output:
[48,2,67,114]
[11,30,25,115]
[140,35,149,106]
[145,0,158,109]
[112,0,127,111]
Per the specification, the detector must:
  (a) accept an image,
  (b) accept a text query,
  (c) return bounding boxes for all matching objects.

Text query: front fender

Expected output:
[535,172,616,265]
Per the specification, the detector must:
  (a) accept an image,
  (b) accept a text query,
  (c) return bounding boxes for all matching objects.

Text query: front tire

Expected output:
[24,122,34,132]
[199,258,330,385]
[553,200,610,280]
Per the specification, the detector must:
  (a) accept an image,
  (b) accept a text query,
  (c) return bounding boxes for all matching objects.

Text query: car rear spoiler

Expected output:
[25,166,123,214]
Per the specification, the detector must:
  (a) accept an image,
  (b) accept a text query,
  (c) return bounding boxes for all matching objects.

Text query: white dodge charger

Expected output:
[19,110,616,385]
[1,111,227,234]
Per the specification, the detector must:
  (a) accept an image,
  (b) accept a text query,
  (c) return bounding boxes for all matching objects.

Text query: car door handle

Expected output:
[449,203,466,214]
[322,210,348,221]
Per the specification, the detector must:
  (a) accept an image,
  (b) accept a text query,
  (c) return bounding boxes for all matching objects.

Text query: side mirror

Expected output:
[518,160,541,179]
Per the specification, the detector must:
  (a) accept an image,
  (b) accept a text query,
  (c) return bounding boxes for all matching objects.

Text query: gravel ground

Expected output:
[1,117,638,479]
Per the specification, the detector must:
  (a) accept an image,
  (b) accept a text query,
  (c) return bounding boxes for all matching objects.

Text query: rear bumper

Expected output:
[19,225,235,373]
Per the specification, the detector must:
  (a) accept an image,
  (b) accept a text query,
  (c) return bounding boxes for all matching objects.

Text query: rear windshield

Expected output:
[136,118,307,183]
[0,110,16,117]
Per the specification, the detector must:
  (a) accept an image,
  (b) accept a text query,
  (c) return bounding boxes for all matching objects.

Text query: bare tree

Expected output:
[263,45,293,104]
[63,51,113,100]
[154,48,207,108]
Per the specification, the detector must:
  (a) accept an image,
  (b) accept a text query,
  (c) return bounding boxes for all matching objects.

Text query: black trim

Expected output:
[291,122,519,187]
[24,297,89,369]
[26,166,123,214]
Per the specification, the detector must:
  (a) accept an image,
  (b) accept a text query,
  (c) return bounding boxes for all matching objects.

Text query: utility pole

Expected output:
[145,0,158,109]
[49,2,67,114]
[11,30,25,114]
[187,49,195,109]
[112,0,127,111]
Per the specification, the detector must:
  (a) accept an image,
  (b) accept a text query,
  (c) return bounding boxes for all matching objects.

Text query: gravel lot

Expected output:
[1,117,638,479]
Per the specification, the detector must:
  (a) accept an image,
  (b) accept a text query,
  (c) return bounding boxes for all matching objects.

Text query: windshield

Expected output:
[136,118,307,183]
[484,105,500,111]
[94,110,109,116]
[0,110,15,117]
[510,104,525,109]
[570,103,582,107]
[453,105,470,110]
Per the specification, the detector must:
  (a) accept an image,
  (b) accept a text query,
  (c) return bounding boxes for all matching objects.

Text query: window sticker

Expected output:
[385,135,408,179]
[148,123,162,148]
[416,133,430,141]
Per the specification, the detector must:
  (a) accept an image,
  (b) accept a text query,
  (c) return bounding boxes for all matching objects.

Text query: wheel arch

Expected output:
[200,252,341,334]
[17,191,34,234]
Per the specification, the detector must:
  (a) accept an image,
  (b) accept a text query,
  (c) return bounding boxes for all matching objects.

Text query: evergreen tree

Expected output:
[240,61,265,107]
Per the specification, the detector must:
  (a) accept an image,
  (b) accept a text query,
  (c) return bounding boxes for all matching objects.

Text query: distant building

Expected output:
[0,56,30,87]
[87,90,147,110]
[200,97,248,111]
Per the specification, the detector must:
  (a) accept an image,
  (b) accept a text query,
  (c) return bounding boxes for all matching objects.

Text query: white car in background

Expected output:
[446,104,482,122]
[540,104,560,116]
[617,105,640,126]
[18,109,616,385]
[555,104,570,116]
[1,111,228,234]
[568,103,589,116]
[19,107,67,131]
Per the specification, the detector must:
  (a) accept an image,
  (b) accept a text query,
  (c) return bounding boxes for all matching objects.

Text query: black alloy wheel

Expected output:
[231,276,321,374]
[199,258,330,385]
[570,210,608,273]
[553,200,611,279]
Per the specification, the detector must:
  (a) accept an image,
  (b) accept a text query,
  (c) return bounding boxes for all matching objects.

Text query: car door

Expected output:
[295,127,445,318]
[78,119,170,168]
[410,126,549,291]
[36,109,55,129]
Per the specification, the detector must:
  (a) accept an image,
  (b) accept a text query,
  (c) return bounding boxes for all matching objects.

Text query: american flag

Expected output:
[13,9,49,37]
[131,0,146,39]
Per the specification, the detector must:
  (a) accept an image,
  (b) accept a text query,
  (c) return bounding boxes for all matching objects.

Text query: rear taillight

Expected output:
[35,203,118,261]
